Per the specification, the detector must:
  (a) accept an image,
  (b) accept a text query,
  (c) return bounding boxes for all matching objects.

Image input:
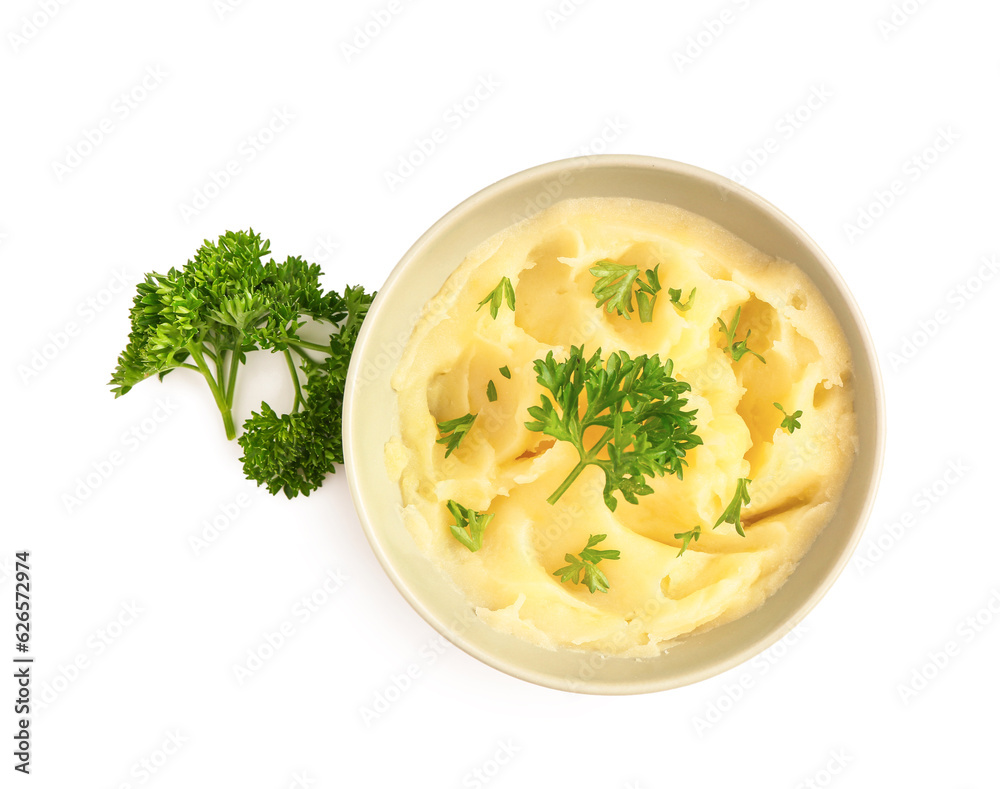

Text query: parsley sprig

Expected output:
[525,346,702,511]
[590,261,661,322]
[477,277,516,319]
[668,286,696,311]
[553,534,620,593]
[674,525,702,557]
[436,413,477,457]
[717,306,766,363]
[238,284,373,498]
[774,402,802,433]
[109,229,374,498]
[446,500,494,552]
[714,478,752,537]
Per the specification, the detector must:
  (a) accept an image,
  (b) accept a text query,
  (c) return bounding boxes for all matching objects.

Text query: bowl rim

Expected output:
[343,153,886,694]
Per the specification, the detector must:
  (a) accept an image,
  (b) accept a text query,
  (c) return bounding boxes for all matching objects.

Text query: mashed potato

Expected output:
[386,197,856,657]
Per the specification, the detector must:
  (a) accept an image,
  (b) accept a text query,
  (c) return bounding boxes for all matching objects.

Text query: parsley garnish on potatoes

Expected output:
[774,402,803,433]
[525,346,702,511]
[590,261,662,322]
[446,500,494,552]
[553,534,620,593]
[477,276,516,319]
[717,306,766,363]
[714,478,753,537]
[436,413,477,457]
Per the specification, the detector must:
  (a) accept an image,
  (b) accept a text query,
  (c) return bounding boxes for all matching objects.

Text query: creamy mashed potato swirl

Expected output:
[386,198,856,657]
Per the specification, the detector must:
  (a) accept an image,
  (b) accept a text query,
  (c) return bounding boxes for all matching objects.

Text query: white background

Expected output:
[3,0,999,786]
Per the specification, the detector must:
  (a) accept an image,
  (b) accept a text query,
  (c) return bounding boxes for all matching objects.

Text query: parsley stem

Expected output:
[288,344,322,367]
[225,345,240,410]
[187,344,236,439]
[547,431,615,505]
[284,349,304,412]
[215,349,228,404]
[290,339,330,353]
[547,461,588,505]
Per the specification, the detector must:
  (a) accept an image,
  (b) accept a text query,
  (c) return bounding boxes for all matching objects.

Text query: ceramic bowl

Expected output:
[343,154,884,694]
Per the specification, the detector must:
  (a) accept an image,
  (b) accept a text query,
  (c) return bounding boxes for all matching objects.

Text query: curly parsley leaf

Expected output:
[477,276,516,319]
[590,261,661,322]
[238,403,327,499]
[525,345,702,511]
[436,413,477,457]
[553,534,620,593]
[674,525,702,557]
[774,402,803,433]
[714,478,752,537]
[717,306,766,363]
[668,286,696,312]
[446,500,495,552]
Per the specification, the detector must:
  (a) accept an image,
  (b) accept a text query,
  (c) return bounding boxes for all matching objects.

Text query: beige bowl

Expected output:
[343,155,884,694]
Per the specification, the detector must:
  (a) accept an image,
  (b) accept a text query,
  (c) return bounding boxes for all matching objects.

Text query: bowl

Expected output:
[343,154,884,694]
